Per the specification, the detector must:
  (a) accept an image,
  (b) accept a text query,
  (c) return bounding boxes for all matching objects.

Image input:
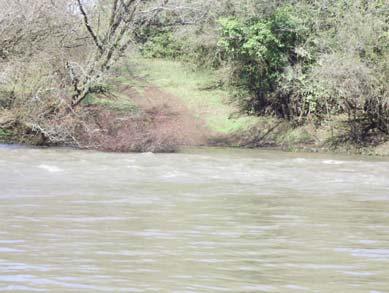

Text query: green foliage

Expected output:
[0,128,12,139]
[138,0,388,144]
[141,32,183,59]
[215,1,388,141]
[218,6,307,116]
[4,0,386,148]
[139,28,221,68]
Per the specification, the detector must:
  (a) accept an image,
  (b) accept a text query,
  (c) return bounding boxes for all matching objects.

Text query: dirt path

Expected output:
[121,83,210,147]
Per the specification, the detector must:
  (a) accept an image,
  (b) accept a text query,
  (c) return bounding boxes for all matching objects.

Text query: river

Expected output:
[0,145,389,292]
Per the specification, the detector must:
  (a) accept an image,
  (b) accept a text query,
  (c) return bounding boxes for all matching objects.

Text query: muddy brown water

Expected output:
[0,145,389,292]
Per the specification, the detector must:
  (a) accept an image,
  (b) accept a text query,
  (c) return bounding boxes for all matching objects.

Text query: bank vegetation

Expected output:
[0,0,388,153]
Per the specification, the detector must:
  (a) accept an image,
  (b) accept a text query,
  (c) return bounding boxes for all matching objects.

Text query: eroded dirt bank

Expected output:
[73,83,210,152]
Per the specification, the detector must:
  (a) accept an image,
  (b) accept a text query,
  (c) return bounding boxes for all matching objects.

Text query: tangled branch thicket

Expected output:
[0,0,194,148]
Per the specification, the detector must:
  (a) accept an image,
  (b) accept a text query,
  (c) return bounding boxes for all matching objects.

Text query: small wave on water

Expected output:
[161,170,190,179]
[290,158,308,163]
[37,164,63,173]
[0,144,26,150]
[335,248,389,260]
[1,147,389,292]
[322,160,345,165]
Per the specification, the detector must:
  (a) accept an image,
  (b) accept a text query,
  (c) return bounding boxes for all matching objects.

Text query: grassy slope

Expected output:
[130,57,260,134]
[107,56,389,155]
[127,57,321,149]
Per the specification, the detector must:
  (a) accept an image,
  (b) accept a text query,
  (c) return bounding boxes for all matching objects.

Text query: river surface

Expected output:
[0,145,389,292]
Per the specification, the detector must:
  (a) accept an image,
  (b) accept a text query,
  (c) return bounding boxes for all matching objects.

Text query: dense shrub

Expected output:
[217,6,310,117]
[141,0,388,143]
[141,31,184,59]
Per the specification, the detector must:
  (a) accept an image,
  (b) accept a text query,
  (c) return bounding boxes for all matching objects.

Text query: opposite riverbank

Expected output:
[1,57,388,156]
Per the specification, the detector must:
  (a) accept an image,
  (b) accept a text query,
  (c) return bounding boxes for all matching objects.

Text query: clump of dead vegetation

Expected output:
[0,0,200,152]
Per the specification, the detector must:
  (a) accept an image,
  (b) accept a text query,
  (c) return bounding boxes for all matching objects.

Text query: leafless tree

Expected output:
[0,0,210,145]
[69,0,175,107]
[0,0,79,61]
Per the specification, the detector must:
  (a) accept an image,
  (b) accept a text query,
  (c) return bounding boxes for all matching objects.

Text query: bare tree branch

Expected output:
[71,0,167,107]
[76,0,104,54]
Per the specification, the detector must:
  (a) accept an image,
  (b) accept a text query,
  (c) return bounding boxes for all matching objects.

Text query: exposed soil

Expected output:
[126,84,209,146]
[74,82,210,152]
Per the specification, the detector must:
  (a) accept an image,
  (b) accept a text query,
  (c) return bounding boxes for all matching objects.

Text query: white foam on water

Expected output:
[322,160,345,165]
[291,158,308,163]
[37,164,63,173]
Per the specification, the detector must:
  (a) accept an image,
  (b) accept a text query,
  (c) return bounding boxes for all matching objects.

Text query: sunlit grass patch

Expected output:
[129,57,259,134]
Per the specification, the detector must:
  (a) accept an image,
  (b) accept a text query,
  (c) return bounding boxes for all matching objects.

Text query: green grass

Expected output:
[0,128,12,140]
[82,93,139,113]
[130,57,260,134]
[111,57,389,156]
